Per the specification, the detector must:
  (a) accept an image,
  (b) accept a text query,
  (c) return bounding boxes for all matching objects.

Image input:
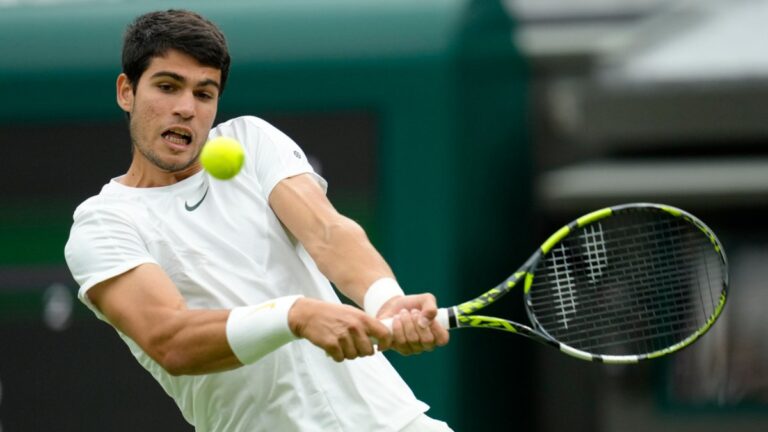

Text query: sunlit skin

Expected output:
[116,49,222,187]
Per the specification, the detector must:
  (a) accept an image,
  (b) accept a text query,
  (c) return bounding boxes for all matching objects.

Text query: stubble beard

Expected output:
[130,126,200,173]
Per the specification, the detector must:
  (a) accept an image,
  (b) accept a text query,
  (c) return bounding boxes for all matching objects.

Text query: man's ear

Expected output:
[116,73,134,113]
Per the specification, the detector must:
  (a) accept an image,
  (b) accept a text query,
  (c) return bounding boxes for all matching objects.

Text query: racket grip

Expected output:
[435,308,449,329]
[370,319,392,346]
[380,317,394,332]
[371,308,451,346]
[378,308,450,332]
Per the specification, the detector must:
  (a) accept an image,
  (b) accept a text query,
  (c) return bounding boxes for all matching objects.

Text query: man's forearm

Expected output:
[306,215,396,307]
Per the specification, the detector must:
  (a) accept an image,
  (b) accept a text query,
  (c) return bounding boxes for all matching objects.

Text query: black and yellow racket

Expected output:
[434,203,728,363]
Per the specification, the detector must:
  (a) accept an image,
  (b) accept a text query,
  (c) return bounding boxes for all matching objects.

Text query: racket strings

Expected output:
[535,238,718,320]
[541,275,718,352]
[541,293,711,350]
[534,272,718,336]
[536,265,719,351]
[528,213,725,356]
[535,248,722,317]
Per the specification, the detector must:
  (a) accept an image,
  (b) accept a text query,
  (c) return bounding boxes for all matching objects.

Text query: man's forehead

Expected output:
[145,50,222,85]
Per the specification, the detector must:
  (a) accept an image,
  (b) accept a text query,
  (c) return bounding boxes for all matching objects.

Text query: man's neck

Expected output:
[120,160,202,187]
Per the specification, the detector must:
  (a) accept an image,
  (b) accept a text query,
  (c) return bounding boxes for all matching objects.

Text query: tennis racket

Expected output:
[433,203,728,364]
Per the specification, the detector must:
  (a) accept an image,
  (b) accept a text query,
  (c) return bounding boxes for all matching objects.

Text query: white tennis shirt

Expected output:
[64,116,428,431]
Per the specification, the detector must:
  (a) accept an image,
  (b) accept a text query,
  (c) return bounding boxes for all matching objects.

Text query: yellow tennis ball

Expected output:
[200,136,244,180]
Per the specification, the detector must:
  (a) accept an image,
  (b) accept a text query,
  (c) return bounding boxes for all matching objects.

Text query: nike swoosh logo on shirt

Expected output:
[184,186,209,211]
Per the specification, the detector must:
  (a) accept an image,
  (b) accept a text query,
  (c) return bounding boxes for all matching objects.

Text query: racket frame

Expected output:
[439,203,728,364]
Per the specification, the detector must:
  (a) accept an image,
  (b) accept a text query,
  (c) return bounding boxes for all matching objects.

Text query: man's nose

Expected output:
[174,91,196,119]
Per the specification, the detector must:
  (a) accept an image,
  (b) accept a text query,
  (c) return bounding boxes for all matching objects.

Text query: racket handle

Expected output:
[435,308,450,329]
[378,308,450,332]
[372,308,451,346]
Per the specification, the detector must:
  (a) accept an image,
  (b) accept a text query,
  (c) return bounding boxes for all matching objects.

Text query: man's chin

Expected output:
[135,143,201,174]
[159,159,198,173]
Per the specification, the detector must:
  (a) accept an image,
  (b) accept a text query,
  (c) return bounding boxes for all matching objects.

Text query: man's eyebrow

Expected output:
[150,71,221,90]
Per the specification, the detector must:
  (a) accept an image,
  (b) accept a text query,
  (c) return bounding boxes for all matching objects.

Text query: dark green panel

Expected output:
[452,2,534,430]
[0,0,463,123]
[0,201,73,265]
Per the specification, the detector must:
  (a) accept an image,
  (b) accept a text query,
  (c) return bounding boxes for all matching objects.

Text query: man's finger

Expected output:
[431,320,450,347]
[417,294,439,320]
[399,309,422,353]
[368,319,392,351]
[413,310,435,349]
[326,345,344,362]
[391,314,413,355]
[338,335,359,360]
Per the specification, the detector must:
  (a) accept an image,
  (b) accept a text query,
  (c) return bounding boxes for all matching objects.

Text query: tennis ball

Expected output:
[200,136,244,180]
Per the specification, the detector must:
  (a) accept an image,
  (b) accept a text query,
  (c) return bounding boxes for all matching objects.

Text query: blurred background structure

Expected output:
[1,0,768,431]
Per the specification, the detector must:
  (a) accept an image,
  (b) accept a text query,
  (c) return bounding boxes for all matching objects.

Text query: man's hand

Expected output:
[377,294,450,356]
[288,297,392,362]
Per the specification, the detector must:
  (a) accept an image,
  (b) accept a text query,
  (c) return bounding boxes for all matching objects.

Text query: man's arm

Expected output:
[268,175,390,305]
[86,263,238,375]
[85,171,446,374]
[269,173,449,354]
[87,263,394,374]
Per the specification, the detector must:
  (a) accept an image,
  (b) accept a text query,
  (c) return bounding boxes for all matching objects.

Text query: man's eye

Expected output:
[196,92,215,100]
[158,83,175,92]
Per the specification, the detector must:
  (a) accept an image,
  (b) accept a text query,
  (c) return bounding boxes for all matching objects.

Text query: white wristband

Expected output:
[226,295,303,365]
[363,277,405,317]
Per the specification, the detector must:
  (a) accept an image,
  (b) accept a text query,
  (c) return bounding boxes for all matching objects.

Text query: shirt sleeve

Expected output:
[64,198,157,315]
[210,116,328,199]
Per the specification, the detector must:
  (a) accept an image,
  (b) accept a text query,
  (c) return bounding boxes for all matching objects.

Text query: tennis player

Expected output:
[64,9,451,432]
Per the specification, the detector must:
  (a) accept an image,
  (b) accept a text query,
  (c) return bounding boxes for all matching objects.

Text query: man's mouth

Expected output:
[162,128,192,146]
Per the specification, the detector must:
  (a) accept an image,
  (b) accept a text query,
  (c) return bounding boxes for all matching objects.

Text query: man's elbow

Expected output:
[311,217,368,259]
[159,351,192,376]
[325,217,367,245]
[142,335,194,376]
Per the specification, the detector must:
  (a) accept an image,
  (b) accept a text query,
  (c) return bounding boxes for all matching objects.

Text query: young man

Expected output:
[64,9,451,432]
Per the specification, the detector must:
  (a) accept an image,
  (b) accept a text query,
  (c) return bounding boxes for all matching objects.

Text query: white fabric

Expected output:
[364,277,405,317]
[226,295,302,364]
[400,414,454,432]
[64,116,429,432]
